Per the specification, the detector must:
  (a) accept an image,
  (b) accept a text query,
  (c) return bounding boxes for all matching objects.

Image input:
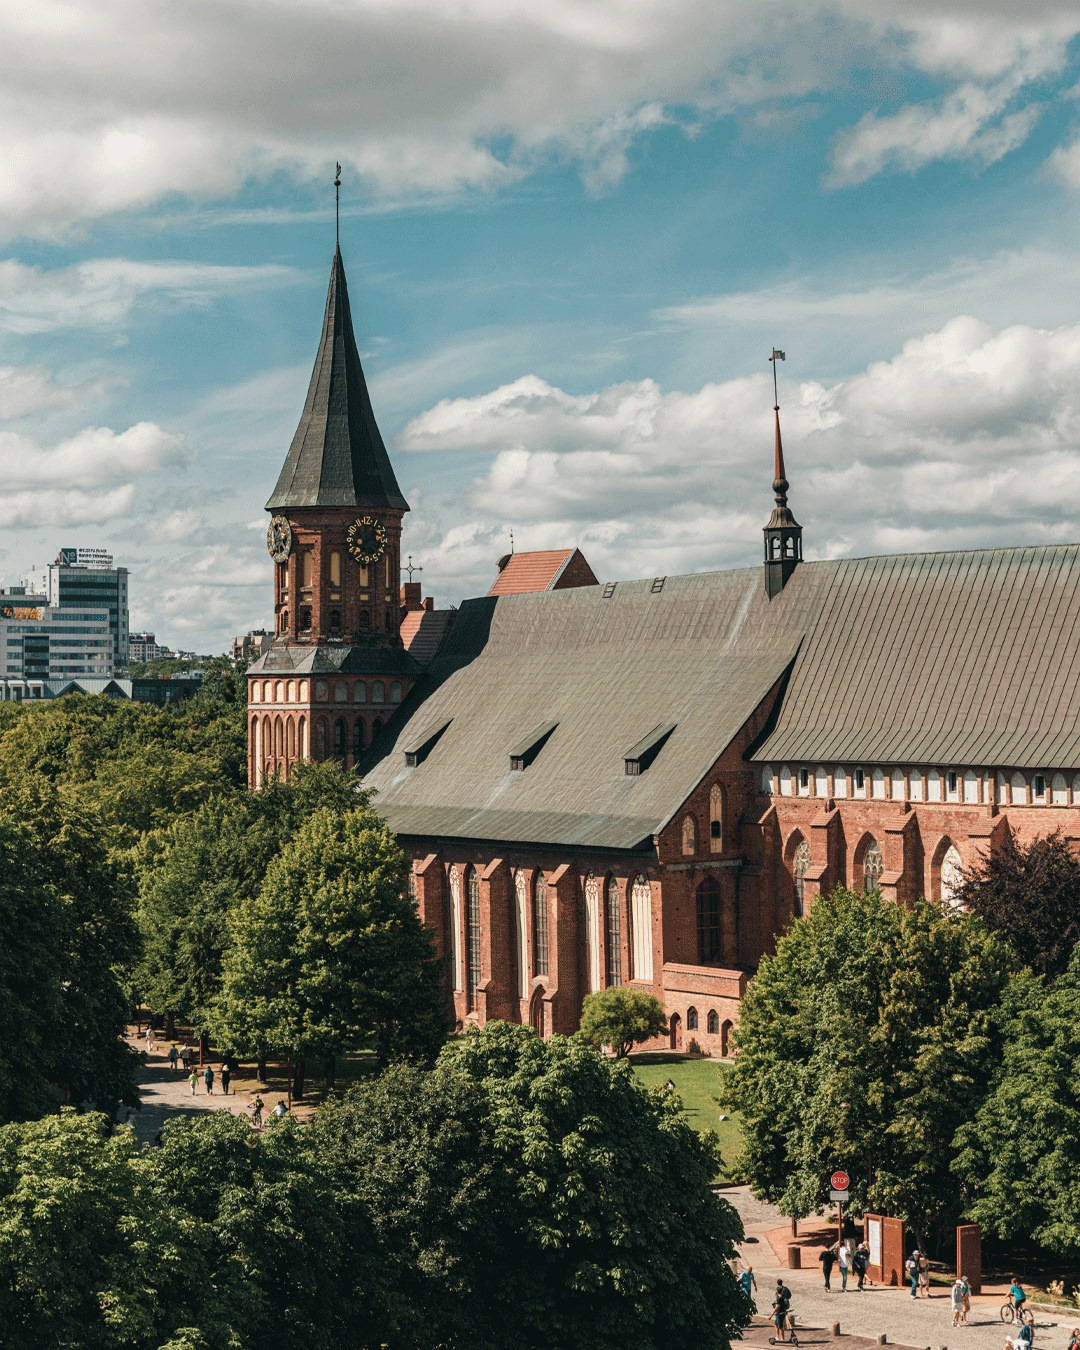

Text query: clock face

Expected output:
[347,515,387,564]
[267,515,292,564]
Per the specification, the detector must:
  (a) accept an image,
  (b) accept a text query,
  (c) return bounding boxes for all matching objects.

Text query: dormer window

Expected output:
[624,724,676,776]
[510,721,558,771]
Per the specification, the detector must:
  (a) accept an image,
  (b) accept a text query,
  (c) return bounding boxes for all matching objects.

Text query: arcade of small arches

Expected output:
[764,762,1080,807]
[249,677,403,707]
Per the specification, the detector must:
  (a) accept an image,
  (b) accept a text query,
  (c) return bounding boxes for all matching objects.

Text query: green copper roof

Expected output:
[266,248,408,512]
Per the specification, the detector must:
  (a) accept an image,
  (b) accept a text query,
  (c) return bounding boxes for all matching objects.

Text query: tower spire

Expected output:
[334,162,341,250]
[763,348,802,599]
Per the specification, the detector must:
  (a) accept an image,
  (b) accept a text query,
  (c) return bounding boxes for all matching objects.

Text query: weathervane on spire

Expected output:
[509,526,515,555]
[334,162,342,248]
[768,347,788,506]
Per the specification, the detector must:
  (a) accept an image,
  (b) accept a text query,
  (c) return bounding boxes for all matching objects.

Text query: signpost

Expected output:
[830,1172,850,1250]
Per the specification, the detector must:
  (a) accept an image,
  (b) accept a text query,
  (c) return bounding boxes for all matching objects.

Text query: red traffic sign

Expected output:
[831,1170,850,1191]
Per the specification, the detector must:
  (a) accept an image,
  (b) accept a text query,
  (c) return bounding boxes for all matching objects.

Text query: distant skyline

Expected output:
[1,3,1079,651]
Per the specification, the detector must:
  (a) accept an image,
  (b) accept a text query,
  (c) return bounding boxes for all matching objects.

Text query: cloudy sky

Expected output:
[3,1,1080,651]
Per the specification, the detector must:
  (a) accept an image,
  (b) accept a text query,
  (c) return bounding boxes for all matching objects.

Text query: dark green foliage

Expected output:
[0,1109,389,1350]
[955,830,1080,979]
[137,762,363,1032]
[214,802,446,1071]
[579,985,669,1056]
[954,953,1080,1254]
[724,887,1012,1252]
[316,1021,747,1350]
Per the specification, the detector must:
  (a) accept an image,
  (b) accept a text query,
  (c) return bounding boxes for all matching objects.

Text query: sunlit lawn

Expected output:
[631,1055,743,1175]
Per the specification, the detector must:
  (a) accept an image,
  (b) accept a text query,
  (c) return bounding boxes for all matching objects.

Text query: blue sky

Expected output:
[1,2,1079,651]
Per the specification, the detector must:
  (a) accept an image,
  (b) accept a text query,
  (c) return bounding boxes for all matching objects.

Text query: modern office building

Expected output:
[42,550,129,674]
[130,632,169,663]
[0,589,113,686]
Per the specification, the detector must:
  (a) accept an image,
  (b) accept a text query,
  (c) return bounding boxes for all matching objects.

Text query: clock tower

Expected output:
[246,246,420,786]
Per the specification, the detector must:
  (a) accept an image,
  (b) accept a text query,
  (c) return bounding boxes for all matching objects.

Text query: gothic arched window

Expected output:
[372,681,385,704]
[358,610,370,630]
[333,718,345,755]
[329,609,341,630]
[532,873,549,977]
[687,1006,698,1030]
[941,845,964,911]
[606,876,621,987]
[710,784,722,853]
[682,815,696,856]
[696,876,721,963]
[792,839,811,917]
[630,876,653,982]
[863,839,883,893]
[707,1009,719,1035]
[465,867,481,1007]
[353,720,364,757]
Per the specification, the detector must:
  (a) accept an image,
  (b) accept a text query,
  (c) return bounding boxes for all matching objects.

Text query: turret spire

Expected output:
[763,348,802,599]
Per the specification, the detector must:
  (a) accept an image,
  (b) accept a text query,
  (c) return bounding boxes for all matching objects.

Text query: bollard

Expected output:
[877,1338,887,1346]
[786,1245,802,1270]
[831,1323,841,1338]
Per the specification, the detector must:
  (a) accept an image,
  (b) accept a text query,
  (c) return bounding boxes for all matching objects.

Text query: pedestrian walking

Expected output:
[960,1276,971,1323]
[180,1045,190,1071]
[739,1265,757,1310]
[145,1024,154,1051]
[906,1250,921,1298]
[204,1065,214,1094]
[270,1099,287,1119]
[188,1069,198,1096]
[819,1245,837,1291]
[221,1065,231,1095]
[853,1242,869,1291]
[168,1045,178,1075]
[839,1242,853,1292]
[918,1253,930,1297]
[252,1095,264,1128]
[951,1278,965,1327]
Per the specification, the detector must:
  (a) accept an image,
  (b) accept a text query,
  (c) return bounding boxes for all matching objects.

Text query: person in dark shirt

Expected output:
[819,1245,837,1291]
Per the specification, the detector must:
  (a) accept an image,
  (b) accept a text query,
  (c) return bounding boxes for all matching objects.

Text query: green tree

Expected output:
[315,1021,747,1350]
[724,887,1011,1253]
[954,955,1080,1254]
[214,804,445,1091]
[579,985,669,1057]
[137,762,361,1035]
[956,830,1080,979]
[0,1110,148,1348]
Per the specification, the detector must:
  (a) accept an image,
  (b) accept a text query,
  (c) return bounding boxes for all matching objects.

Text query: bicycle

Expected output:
[1000,1301,1034,1326]
[769,1314,799,1347]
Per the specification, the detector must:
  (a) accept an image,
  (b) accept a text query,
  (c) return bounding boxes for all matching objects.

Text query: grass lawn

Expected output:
[630,1055,743,1173]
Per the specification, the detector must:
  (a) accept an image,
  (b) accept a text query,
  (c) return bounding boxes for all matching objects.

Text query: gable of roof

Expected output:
[266,248,408,512]
[361,569,806,850]
[487,547,598,596]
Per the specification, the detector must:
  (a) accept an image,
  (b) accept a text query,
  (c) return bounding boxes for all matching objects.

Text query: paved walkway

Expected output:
[727,1187,1080,1350]
[123,1031,292,1145]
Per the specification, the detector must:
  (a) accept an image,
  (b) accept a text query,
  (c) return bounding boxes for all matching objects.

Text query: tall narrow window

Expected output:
[532,873,549,977]
[682,815,696,856]
[687,1006,698,1031]
[359,564,369,587]
[696,876,721,963]
[329,610,341,630]
[584,874,602,993]
[630,876,653,982]
[514,871,530,1000]
[793,839,811,917]
[606,876,621,986]
[330,551,341,586]
[710,784,723,853]
[465,867,481,1007]
[333,718,345,755]
[863,839,883,892]
[353,720,364,757]
[940,845,964,910]
[386,554,394,588]
[449,867,463,992]
[302,551,313,587]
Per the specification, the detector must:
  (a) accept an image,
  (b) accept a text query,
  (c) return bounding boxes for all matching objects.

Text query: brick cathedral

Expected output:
[249,249,1080,1056]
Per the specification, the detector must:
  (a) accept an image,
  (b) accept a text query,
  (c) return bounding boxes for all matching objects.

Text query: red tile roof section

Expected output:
[487,548,597,596]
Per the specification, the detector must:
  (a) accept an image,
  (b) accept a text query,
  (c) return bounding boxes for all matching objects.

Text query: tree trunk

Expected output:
[165,1013,176,1041]
[199,1032,209,1066]
[293,1057,305,1099]
[324,1055,335,1090]
[256,1051,267,1082]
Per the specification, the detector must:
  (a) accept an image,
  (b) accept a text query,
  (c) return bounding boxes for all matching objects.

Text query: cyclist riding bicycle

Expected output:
[1008,1280,1027,1317]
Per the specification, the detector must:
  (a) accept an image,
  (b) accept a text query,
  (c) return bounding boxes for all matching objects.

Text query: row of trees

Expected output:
[0,1023,748,1350]
[726,834,1080,1257]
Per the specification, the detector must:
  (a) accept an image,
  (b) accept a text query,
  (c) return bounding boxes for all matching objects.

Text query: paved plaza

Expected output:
[728,1187,1079,1350]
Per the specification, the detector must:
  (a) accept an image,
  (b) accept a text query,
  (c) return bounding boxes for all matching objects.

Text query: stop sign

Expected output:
[831,1170,850,1190]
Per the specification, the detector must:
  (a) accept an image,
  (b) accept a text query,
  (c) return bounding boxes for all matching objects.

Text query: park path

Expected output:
[123,1029,292,1145]
[727,1186,1079,1350]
